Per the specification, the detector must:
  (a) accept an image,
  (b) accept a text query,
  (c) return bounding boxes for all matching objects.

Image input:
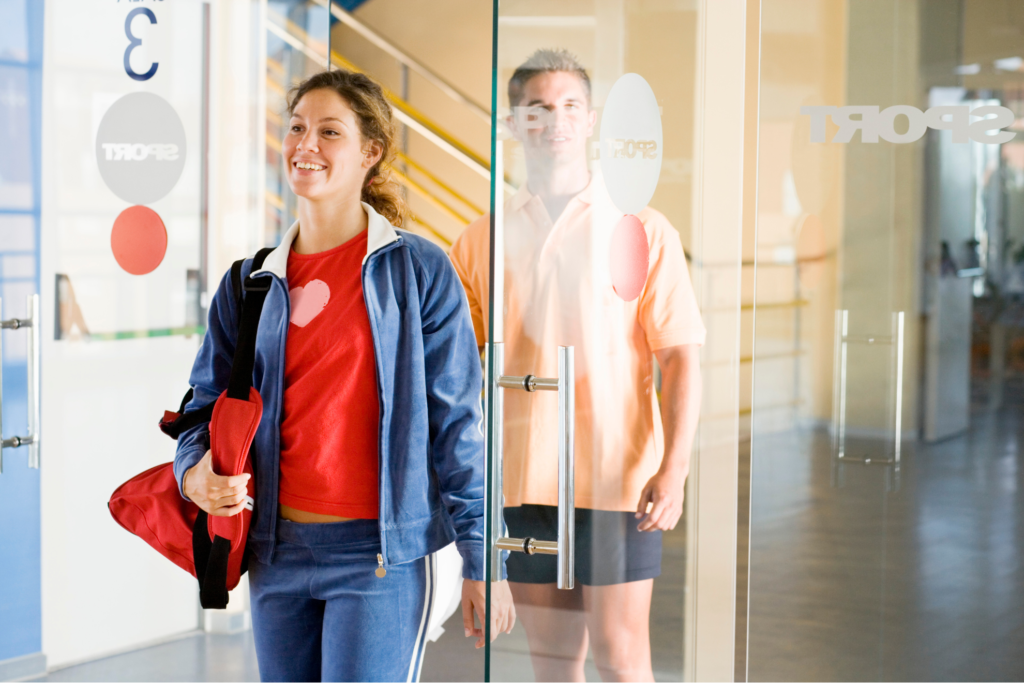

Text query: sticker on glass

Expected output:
[95,92,187,205]
[599,73,663,215]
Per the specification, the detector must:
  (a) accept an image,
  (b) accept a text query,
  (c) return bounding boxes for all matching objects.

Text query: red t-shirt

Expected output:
[278,230,380,519]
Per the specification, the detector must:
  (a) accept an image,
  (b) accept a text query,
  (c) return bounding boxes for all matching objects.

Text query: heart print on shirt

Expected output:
[289,279,331,327]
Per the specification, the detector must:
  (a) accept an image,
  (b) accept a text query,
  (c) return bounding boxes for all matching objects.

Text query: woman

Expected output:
[173,69,514,682]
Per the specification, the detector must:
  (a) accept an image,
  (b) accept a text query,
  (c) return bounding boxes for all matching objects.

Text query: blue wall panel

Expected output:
[0,0,43,664]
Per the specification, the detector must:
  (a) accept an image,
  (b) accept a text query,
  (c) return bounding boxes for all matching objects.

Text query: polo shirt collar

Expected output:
[509,173,597,215]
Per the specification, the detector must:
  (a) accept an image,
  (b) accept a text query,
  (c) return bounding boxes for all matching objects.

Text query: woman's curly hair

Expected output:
[287,69,407,227]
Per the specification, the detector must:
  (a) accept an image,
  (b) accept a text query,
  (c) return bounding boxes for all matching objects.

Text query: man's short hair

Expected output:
[508,49,592,107]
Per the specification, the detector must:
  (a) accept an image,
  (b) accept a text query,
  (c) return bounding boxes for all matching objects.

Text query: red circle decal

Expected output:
[110,205,168,275]
[609,214,649,301]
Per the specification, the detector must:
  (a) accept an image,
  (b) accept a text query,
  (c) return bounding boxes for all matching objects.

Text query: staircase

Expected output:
[264,0,499,249]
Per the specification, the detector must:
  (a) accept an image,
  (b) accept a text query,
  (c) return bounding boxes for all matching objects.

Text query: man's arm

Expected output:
[636,343,702,532]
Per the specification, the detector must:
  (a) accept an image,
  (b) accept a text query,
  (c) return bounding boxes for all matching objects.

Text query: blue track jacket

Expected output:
[173,203,488,581]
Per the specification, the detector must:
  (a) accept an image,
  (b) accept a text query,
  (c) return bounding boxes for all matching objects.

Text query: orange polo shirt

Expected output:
[449,175,705,512]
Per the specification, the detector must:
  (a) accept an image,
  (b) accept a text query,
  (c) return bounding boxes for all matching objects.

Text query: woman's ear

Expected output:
[363,140,384,169]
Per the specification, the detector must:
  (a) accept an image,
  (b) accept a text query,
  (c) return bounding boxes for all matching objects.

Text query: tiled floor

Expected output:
[29,400,1024,682]
[29,523,687,683]
[746,404,1024,681]
[30,632,260,682]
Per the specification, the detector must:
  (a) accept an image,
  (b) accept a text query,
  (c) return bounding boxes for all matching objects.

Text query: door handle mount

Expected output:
[491,343,575,589]
[495,537,559,555]
[0,294,42,473]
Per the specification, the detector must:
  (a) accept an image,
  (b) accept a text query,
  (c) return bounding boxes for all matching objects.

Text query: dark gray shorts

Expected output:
[502,504,663,586]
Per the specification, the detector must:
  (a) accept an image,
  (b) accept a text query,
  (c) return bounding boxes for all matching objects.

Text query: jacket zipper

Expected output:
[360,237,401,570]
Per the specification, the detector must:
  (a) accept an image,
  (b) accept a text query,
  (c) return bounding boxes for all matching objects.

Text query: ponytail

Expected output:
[362,165,405,227]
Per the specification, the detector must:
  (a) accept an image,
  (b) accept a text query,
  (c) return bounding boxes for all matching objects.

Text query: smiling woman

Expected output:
[174,68,516,682]
[285,70,407,250]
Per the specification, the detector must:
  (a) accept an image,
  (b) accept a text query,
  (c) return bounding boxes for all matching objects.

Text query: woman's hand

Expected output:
[462,578,516,649]
[182,449,250,517]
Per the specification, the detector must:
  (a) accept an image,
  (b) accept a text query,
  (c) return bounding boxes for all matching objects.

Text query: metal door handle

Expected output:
[830,309,903,491]
[491,343,575,589]
[0,294,42,472]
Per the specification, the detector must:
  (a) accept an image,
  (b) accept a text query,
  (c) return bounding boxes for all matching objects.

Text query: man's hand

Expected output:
[635,467,687,532]
[182,449,250,517]
[462,578,516,649]
[641,344,701,533]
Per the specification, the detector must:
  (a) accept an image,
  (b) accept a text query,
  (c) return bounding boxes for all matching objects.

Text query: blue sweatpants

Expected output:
[249,518,435,682]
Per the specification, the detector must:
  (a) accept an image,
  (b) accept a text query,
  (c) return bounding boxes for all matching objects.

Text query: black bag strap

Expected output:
[226,248,273,400]
[161,248,274,438]
[191,509,230,609]
[190,247,273,609]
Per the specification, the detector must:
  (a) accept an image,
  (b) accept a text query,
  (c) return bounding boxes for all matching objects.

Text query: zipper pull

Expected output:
[375,553,386,578]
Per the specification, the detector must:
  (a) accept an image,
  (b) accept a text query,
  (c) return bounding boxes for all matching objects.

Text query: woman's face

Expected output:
[284,88,381,203]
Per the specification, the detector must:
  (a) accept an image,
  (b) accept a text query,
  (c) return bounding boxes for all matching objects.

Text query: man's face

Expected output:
[510,71,596,166]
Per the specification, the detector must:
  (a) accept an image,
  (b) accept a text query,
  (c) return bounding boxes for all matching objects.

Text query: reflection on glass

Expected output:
[0,0,28,63]
[266,0,334,245]
[0,67,33,210]
[748,1,1024,680]
[454,32,704,678]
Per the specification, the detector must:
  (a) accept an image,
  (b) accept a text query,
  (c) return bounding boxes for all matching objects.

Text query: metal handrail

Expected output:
[396,151,484,216]
[308,0,491,123]
[391,167,471,226]
[264,10,520,247]
[266,14,490,177]
[266,12,518,195]
[268,54,489,218]
[407,213,453,247]
[265,130,463,243]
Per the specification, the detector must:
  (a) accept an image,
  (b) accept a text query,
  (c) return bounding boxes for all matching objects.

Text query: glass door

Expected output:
[0,1,43,678]
[747,1,1024,680]
[477,2,706,680]
[34,0,261,668]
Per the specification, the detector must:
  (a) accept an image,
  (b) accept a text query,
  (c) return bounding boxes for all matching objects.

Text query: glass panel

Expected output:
[0,0,28,63]
[36,0,263,667]
[0,66,33,210]
[265,0,333,245]
[264,1,492,256]
[748,1,1024,680]
[0,0,41,664]
[47,0,205,339]
[484,2,703,680]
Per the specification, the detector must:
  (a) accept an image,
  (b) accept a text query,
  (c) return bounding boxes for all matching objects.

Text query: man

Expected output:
[449,49,704,682]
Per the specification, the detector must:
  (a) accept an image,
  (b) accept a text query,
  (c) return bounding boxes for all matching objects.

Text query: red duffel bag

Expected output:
[108,249,271,609]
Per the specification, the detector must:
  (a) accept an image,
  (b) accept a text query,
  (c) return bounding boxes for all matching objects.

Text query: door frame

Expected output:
[686,0,760,680]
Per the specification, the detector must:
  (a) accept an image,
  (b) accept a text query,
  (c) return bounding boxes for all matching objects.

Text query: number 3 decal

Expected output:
[124,8,158,82]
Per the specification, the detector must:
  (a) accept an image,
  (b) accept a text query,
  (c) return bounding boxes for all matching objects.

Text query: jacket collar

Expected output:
[252,202,401,279]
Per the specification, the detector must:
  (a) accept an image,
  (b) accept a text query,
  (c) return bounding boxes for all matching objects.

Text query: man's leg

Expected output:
[509,581,589,682]
[583,579,655,682]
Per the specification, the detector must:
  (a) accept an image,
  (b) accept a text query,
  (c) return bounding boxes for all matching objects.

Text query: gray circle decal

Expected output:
[599,74,663,215]
[95,92,186,205]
